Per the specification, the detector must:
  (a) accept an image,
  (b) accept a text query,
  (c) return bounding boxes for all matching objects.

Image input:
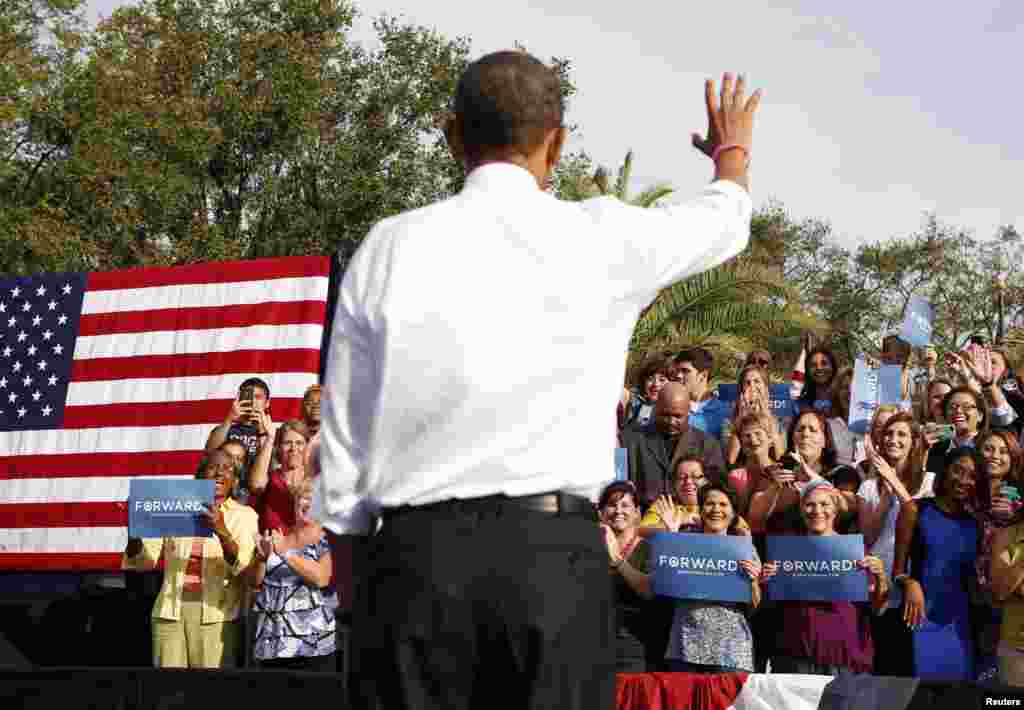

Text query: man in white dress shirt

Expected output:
[318,49,760,709]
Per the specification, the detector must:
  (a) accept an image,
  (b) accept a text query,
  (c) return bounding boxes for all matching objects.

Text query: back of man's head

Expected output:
[454,50,563,163]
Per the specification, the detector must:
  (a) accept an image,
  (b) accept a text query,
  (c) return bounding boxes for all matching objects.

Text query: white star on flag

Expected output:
[42,330,52,341]
[0,377,6,388]
[17,331,27,342]
[1,347,10,357]
[27,345,36,356]
[7,392,16,403]
[52,344,63,355]
[0,302,5,313]
[37,360,47,371]
[62,284,72,295]
[31,315,41,326]
[58,314,68,325]
[21,375,32,387]
[21,302,30,312]
[10,287,19,297]
[36,286,46,296]
[7,317,15,328]
[32,391,41,402]
[12,361,22,372]
[47,300,56,311]
[17,407,26,418]
[47,374,58,386]
[41,405,52,416]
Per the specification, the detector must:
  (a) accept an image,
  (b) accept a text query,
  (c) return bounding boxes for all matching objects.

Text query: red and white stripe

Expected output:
[0,256,329,570]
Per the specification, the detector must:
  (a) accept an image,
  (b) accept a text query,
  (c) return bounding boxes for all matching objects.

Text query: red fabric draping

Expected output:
[616,672,749,710]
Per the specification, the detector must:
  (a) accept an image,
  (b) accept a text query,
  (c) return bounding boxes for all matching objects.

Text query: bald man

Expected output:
[622,382,726,507]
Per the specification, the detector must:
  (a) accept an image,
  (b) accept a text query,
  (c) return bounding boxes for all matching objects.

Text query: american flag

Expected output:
[0,256,331,570]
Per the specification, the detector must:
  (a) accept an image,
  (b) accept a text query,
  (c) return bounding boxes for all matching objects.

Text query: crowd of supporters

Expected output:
[113,336,1024,686]
[607,339,1024,685]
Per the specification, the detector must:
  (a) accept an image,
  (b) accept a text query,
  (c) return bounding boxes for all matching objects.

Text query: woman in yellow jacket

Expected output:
[123,448,258,668]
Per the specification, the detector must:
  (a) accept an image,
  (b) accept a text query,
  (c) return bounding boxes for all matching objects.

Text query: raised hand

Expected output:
[691,73,761,164]
[600,523,623,566]
[653,495,684,532]
[760,561,779,582]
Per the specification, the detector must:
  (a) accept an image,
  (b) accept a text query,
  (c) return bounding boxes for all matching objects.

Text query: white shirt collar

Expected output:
[464,162,542,193]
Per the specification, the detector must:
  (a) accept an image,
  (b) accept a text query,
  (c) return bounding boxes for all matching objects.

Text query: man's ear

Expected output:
[545,125,566,173]
[443,112,466,167]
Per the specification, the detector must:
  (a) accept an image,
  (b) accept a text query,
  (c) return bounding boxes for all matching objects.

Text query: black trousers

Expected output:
[348,500,615,710]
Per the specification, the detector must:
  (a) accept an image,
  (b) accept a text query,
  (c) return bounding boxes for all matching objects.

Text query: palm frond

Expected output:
[614,150,634,200]
[631,184,675,208]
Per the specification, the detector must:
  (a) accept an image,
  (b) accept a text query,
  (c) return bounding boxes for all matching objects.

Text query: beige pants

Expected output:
[152,597,240,669]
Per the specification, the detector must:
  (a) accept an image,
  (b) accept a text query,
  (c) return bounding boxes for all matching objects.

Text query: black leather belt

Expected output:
[383,492,596,521]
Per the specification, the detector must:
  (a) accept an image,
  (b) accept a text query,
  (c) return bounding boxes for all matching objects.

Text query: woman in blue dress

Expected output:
[893,446,982,680]
[247,477,336,670]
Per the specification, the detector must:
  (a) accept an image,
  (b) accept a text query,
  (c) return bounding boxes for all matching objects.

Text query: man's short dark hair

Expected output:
[239,377,270,400]
[454,50,563,162]
[675,348,713,374]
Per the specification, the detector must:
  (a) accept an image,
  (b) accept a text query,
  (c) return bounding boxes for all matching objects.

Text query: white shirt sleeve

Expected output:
[582,180,752,300]
[316,247,385,535]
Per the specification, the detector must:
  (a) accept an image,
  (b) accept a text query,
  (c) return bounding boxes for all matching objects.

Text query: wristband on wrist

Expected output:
[711,143,750,165]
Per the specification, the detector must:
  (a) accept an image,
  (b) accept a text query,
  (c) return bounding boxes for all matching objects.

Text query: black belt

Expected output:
[382,491,596,521]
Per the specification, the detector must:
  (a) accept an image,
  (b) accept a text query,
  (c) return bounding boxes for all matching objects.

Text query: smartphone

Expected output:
[238,385,255,421]
[778,453,800,471]
[931,424,955,441]
[1002,485,1021,503]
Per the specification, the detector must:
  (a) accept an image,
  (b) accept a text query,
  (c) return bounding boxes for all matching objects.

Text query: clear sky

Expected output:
[86,0,1024,250]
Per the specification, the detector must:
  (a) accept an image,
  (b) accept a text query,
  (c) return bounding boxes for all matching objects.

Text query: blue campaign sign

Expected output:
[848,358,879,435]
[717,384,794,419]
[900,296,933,348]
[765,534,869,602]
[129,479,215,538]
[614,448,628,482]
[650,532,756,603]
[878,364,904,405]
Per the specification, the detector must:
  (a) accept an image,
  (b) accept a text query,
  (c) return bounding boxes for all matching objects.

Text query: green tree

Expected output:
[0,1,577,274]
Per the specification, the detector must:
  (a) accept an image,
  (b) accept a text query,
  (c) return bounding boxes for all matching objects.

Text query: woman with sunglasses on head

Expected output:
[664,483,762,673]
[856,412,934,676]
[892,447,982,680]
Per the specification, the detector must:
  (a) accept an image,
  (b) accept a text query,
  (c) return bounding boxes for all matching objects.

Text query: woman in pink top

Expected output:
[727,412,780,516]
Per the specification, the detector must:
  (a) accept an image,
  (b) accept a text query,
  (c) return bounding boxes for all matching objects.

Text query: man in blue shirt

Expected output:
[673,348,731,440]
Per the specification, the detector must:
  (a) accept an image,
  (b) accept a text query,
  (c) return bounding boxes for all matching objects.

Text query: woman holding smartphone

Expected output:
[969,430,1024,679]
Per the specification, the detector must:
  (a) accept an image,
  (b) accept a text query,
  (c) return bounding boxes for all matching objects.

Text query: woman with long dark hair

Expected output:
[797,346,838,415]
